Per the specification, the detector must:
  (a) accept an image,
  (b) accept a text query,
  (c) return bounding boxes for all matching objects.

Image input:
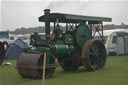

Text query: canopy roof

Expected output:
[39,13,112,24]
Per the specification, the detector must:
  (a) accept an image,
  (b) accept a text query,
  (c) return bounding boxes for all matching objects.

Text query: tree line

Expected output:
[7,23,128,34]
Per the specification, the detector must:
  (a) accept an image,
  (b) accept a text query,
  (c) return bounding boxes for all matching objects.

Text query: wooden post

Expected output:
[42,53,46,85]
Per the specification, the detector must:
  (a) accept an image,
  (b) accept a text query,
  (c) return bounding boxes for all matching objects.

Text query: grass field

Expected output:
[0,56,128,85]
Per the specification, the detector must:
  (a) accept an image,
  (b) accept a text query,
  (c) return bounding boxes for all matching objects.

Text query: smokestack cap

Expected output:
[44,9,50,13]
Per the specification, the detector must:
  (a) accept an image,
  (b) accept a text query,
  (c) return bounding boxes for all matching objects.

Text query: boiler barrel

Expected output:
[55,44,74,56]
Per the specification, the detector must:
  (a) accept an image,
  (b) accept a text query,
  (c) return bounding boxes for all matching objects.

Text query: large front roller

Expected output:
[16,52,56,79]
[82,40,107,71]
[0,42,5,65]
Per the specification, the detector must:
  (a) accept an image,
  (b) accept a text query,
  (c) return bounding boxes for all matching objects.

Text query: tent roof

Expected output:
[14,39,29,48]
[116,31,128,37]
[95,29,128,36]
[5,39,29,60]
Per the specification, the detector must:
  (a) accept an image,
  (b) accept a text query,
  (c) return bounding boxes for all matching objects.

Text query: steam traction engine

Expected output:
[16,9,112,78]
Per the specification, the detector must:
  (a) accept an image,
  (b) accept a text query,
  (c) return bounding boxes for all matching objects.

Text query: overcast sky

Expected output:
[1,0,128,31]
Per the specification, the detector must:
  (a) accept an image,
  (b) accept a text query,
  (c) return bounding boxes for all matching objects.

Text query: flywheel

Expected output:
[75,24,91,48]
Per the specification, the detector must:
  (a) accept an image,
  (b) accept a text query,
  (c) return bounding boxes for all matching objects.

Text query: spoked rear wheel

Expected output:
[82,40,107,71]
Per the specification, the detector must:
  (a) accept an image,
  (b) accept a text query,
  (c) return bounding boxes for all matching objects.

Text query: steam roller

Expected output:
[16,9,112,79]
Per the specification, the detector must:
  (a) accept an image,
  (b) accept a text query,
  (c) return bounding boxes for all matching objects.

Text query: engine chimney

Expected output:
[44,9,50,40]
